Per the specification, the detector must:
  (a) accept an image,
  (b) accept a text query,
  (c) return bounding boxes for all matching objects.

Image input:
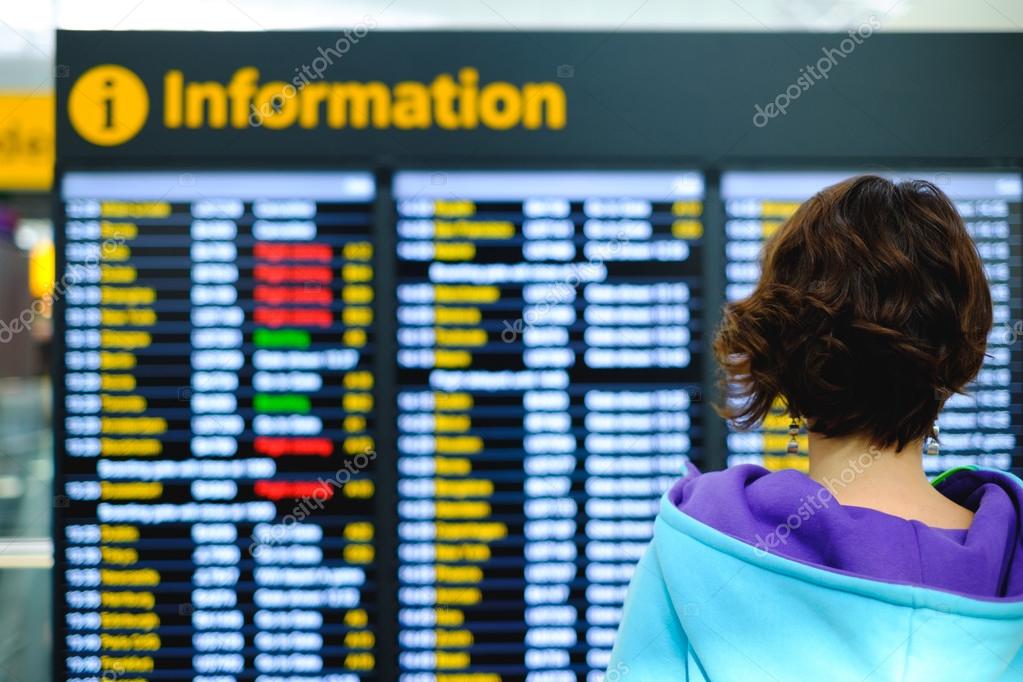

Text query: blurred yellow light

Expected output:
[29,239,55,299]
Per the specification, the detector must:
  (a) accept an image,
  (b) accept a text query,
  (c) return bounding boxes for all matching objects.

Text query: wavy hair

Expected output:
[714,175,992,450]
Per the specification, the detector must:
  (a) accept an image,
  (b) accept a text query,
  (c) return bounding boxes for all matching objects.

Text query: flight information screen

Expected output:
[393,171,705,680]
[52,164,1023,681]
[56,171,380,681]
[721,171,1023,474]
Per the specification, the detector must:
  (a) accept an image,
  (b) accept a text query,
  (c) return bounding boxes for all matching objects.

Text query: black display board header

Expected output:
[57,30,1023,163]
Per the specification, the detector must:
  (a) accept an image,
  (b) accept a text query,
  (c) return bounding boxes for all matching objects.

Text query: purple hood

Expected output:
[668,463,1023,599]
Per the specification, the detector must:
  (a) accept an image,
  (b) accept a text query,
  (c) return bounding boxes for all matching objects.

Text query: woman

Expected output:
[607,175,1023,680]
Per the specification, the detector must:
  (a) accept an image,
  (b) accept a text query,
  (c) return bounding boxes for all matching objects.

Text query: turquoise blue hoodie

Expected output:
[608,464,1023,680]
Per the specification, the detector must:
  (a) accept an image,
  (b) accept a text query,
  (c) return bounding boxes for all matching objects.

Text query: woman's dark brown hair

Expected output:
[714,175,992,450]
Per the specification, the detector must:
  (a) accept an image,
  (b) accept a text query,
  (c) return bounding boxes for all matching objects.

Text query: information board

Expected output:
[56,171,380,681]
[392,171,705,679]
[51,27,1023,682]
[54,166,1023,681]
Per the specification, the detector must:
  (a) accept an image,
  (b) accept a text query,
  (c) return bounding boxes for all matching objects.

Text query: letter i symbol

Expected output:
[103,79,116,130]
[68,64,150,146]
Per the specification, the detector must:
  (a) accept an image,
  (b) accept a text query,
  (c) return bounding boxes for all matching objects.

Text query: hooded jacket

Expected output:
[607,463,1023,681]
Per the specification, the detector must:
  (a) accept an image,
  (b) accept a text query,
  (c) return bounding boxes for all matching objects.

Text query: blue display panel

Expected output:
[721,170,1023,474]
[393,171,705,680]
[56,171,380,681]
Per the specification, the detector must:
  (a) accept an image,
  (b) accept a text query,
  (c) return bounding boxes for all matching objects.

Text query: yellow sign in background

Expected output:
[0,93,53,191]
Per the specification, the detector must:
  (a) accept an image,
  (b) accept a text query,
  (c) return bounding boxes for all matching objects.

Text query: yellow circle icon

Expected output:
[68,65,149,146]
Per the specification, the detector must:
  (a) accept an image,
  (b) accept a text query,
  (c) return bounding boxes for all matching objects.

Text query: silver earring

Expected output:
[787,417,800,455]
[926,423,940,456]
